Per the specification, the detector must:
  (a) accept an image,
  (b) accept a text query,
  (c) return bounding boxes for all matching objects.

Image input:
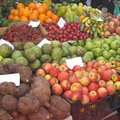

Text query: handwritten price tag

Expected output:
[0,73,20,86]
[28,21,40,27]
[66,57,84,69]
[57,17,66,28]
[0,39,14,50]
[37,38,51,48]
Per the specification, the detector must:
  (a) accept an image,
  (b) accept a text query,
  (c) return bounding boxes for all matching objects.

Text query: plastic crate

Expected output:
[63,91,120,120]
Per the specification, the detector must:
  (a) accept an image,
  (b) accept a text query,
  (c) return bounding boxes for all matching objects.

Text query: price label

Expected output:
[0,73,20,86]
[0,39,14,50]
[28,21,40,27]
[57,17,66,28]
[66,57,84,69]
[37,38,51,48]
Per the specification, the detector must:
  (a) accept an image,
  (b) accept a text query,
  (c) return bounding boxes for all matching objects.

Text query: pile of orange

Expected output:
[8,2,59,24]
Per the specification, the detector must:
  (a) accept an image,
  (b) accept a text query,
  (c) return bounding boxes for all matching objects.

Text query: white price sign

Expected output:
[0,39,14,50]
[37,38,51,48]
[66,57,84,69]
[0,73,20,86]
[57,17,66,28]
[28,21,40,27]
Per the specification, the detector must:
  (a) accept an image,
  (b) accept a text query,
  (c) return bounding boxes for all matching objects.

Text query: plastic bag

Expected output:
[114,2,120,17]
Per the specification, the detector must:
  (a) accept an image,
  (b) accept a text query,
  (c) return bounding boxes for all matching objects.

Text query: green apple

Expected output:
[92,48,102,57]
[84,42,94,51]
[109,49,116,57]
[96,56,105,62]
[92,59,96,62]
[115,55,120,60]
[0,55,3,62]
[102,44,109,51]
[117,48,120,55]
[92,37,100,41]
[104,38,112,45]
[93,41,101,48]
[109,57,115,62]
[102,51,111,60]
[86,38,92,43]
[78,40,85,47]
[110,41,120,50]
[72,41,78,46]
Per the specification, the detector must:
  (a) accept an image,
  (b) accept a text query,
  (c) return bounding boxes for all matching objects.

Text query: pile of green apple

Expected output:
[34,61,120,104]
[82,35,120,63]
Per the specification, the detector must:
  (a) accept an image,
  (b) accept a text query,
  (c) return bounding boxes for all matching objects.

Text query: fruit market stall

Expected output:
[0,0,120,120]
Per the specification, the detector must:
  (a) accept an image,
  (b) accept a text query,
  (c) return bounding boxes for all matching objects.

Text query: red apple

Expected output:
[109,21,115,27]
[92,62,100,69]
[106,85,116,95]
[43,63,53,73]
[68,70,74,77]
[116,26,120,35]
[103,25,109,31]
[88,82,99,91]
[69,75,78,84]
[45,74,51,80]
[52,84,63,95]
[90,69,97,73]
[83,71,89,76]
[111,73,120,82]
[63,90,72,99]
[97,87,108,99]
[107,80,113,86]
[59,64,69,72]
[82,62,87,69]
[48,77,58,86]
[60,80,71,91]
[115,20,120,27]
[104,63,111,70]
[97,66,106,74]
[98,80,106,87]
[71,83,82,92]
[74,71,83,79]
[87,61,93,68]
[109,26,115,33]
[104,31,111,37]
[81,95,90,105]
[73,65,81,72]
[50,68,60,77]
[79,76,91,87]
[101,71,111,81]
[52,63,60,68]
[36,69,46,77]
[88,91,98,102]
[58,72,69,81]
[88,71,98,82]
[70,91,83,102]
[111,69,117,74]
[82,86,88,95]
[112,33,117,36]
[86,67,92,72]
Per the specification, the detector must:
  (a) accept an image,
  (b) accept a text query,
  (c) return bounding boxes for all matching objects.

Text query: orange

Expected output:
[28,2,37,11]
[41,4,49,12]
[14,10,19,16]
[23,9,30,18]
[18,7,24,17]
[17,3,24,10]
[52,15,59,22]
[37,6,45,14]
[29,13,38,20]
[20,16,28,22]
[46,18,52,23]
[39,14,47,22]
[10,9,16,15]
[46,11,53,18]
[32,10,39,16]
[13,16,20,21]
[8,14,14,21]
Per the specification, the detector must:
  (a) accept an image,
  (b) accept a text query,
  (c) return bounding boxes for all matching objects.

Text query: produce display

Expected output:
[36,61,120,104]
[0,62,71,120]
[0,0,120,119]
[2,25,43,42]
[8,2,59,24]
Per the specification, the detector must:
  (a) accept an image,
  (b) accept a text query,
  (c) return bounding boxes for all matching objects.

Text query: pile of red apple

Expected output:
[34,61,120,105]
[103,17,120,37]
[43,22,92,42]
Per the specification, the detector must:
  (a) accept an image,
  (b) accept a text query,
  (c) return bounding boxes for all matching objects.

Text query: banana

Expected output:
[87,19,91,24]
[85,22,90,28]
[91,14,98,20]
[97,28,100,34]
[82,17,89,23]
[87,29,90,33]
